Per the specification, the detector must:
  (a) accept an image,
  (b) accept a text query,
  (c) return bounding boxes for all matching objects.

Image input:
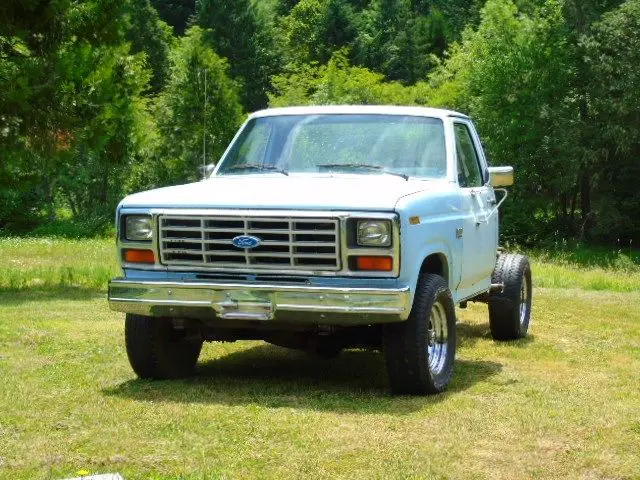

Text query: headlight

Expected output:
[357,220,391,247]
[125,215,153,241]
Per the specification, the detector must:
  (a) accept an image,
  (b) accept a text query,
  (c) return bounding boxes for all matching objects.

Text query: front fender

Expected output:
[400,241,458,307]
[396,188,464,306]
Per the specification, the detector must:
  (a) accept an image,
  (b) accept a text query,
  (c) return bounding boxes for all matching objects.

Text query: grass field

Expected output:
[1,237,639,293]
[0,238,639,479]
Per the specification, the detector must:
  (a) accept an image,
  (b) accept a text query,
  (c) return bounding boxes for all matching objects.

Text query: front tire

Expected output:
[384,274,457,395]
[489,254,532,340]
[125,314,203,379]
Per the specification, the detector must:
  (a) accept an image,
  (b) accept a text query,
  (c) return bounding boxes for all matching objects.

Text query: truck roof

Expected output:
[250,105,469,120]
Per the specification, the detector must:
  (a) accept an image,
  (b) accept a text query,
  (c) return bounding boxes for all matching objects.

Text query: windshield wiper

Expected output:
[317,163,409,180]
[225,163,289,176]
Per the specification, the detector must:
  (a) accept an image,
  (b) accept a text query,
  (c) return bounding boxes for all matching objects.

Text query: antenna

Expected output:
[202,68,207,179]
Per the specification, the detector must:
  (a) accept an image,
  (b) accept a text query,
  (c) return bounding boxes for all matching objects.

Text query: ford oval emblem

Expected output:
[232,235,262,249]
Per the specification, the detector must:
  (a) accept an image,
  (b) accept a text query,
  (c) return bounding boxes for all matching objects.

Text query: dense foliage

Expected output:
[1,0,638,244]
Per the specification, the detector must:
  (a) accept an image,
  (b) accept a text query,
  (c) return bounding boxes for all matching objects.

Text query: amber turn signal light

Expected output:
[355,256,393,271]
[123,249,155,264]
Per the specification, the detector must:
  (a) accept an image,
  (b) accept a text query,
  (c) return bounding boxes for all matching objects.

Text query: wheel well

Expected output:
[419,253,449,284]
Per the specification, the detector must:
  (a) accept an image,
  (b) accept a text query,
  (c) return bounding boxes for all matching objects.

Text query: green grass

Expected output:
[0,288,638,479]
[0,238,639,478]
[527,245,640,292]
[1,237,639,292]
[0,238,118,290]
[530,261,640,291]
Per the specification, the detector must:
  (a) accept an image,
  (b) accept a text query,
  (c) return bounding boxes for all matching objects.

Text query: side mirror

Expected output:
[487,166,514,187]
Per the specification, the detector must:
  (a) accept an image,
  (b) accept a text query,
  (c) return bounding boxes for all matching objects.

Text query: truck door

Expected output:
[453,121,498,291]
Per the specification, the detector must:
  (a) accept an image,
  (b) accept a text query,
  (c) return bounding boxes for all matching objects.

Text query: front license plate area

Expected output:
[214,291,274,320]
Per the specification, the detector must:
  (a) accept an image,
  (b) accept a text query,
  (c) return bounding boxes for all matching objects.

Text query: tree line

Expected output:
[1,0,638,244]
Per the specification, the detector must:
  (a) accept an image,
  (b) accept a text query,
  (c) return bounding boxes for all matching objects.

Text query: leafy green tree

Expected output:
[195,0,281,111]
[56,46,154,219]
[418,0,485,40]
[582,0,640,240]
[563,0,627,238]
[1,0,638,246]
[422,8,450,57]
[124,0,174,92]
[150,0,195,35]
[353,0,436,83]
[281,0,357,65]
[428,0,580,242]
[275,0,302,16]
[270,50,429,106]
[0,0,156,228]
[354,0,411,78]
[153,27,244,185]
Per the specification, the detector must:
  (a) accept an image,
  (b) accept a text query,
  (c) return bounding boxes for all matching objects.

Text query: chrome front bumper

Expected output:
[108,279,411,325]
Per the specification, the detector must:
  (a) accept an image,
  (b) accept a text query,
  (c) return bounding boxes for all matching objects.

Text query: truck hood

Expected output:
[119,174,450,212]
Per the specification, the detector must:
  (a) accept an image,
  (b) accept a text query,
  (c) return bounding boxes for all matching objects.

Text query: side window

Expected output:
[454,123,482,188]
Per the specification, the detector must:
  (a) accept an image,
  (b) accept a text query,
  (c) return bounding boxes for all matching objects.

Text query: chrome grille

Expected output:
[159,215,340,271]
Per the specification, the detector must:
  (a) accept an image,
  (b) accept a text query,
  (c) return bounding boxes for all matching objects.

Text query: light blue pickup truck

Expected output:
[108,105,532,395]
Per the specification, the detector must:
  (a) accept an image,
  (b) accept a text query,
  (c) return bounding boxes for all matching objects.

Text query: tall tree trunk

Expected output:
[45,175,56,223]
[62,187,79,218]
[579,167,592,239]
[98,160,109,206]
[570,183,579,218]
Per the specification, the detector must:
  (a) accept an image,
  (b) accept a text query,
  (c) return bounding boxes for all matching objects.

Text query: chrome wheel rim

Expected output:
[427,300,449,376]
[519,275,530,326]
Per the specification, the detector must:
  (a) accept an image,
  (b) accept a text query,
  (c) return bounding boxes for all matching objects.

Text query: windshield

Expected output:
[216,114,447,179]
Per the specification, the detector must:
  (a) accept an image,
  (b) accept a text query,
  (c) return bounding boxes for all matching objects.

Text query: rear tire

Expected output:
[489,254,532,340]
[383,274,456,395]
[125,314,203,379]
